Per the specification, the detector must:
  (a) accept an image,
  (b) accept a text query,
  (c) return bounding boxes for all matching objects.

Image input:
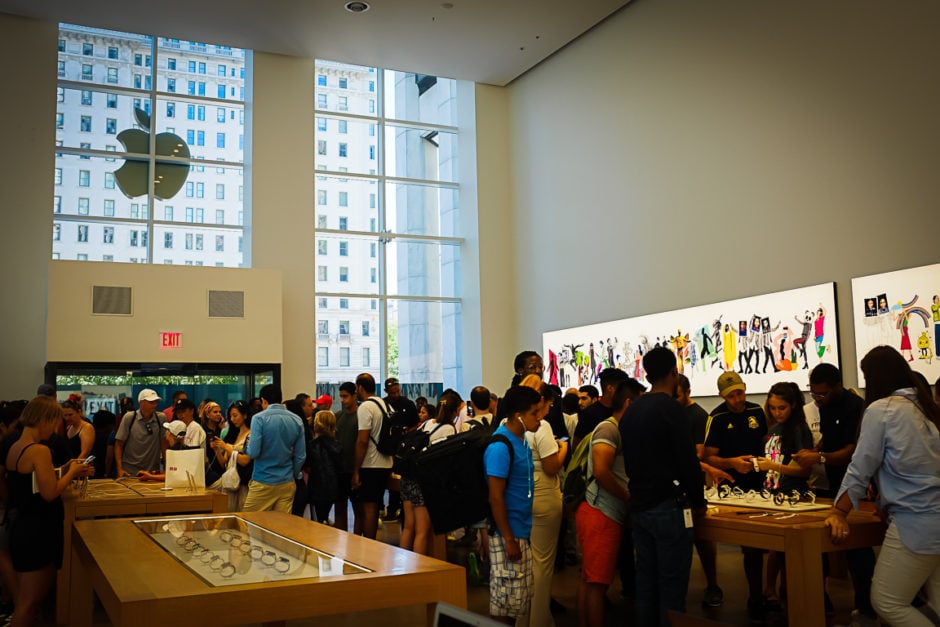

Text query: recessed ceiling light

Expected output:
[344,1,370,12]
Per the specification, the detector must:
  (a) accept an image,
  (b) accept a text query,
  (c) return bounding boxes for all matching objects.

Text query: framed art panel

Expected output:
[542,282,839,396]
[851,262,940,383]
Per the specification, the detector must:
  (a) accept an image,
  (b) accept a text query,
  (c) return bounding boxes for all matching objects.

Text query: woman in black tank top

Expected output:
[3,396,94,626]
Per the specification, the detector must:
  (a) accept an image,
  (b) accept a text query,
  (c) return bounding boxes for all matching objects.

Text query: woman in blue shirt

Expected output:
[826,346,940,626]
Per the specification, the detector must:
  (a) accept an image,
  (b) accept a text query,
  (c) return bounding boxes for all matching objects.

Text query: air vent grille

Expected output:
[92,286,132,315]
[208,290,245,318]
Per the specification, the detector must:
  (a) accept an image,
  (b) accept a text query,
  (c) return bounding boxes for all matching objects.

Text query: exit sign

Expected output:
[160,331,182,349]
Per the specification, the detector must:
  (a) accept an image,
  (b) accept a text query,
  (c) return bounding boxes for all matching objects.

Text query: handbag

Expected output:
[165,448,206,489]
[219,450,241,491]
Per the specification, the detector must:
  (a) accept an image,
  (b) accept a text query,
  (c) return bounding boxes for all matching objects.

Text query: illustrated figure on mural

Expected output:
[917,331,933,364]
[759,316,780,373]
[814,304,829,359]
[933,295,940,356]
[722,322,737,371]
[793,310,813,369]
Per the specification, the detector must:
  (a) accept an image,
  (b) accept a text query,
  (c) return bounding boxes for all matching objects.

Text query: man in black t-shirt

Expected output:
[676,374,729,608]
[792,364,876,623]
[702,370,768,622]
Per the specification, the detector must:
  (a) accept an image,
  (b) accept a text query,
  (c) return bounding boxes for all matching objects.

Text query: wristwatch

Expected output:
[819,453,827,465]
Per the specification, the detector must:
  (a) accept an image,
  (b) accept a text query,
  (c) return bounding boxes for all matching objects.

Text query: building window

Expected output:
[164,232,173,248]
[103,227,114,244]
[55,168,62,185]
[339,267,349,282]
[317,266,327,281]
[104,172,115,189]
[215,208,225,224]
[317,214,327,229]
[56,113,64,129]
[216,133,225,148]
[54,196,62,213]
[318,298,327,309]
[338,120,347,134]
[216,184,225,200]
[370,242,376,258]
[317,347,329,367]
[317,140,327,156]
[339,298,349,309]
[185,233,193,249]
[339,191,348,207]
[53,224,61,241]
[317,117,327,131]
[78,170,90,187]
[195,234,204,250]
[339,320,350,335]
[215,235,224,252]
[317,93,327,108]
[362,347,371,367]
[340,347,350,367]
[106,118,117,134]
[103,199,115,216]
[317,189,327,205]
[339,241,348,257]
[77,225,88,242]
[195,207,204,221]
[338,217,348,230]
[362,321,370,337]
[77,197,89,214]
[338,143,347,157]
[79,115,91,132]
[81,64,93,80]
[317,240,327,255]
[338,96,348,111]
[370,268,377,283]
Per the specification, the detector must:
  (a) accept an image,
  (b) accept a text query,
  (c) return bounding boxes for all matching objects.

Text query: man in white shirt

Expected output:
[352,373,393,539]
[461,386,495,432]
[171,398,206,449]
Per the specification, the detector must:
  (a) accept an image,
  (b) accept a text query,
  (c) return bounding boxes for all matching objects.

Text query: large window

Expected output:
[314,61,465,395]
[53,24,248,266]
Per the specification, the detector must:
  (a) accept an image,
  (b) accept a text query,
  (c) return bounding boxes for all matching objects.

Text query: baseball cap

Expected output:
[384,377,399,391]
[716,371,745,397]
[138,389,162,403]
[315,394,332,405]
[36,383,56,398]
[162,420,187,437]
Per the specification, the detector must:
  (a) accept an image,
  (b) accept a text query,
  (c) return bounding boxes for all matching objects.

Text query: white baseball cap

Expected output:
[162,420,187,437]
[138,389,162,403]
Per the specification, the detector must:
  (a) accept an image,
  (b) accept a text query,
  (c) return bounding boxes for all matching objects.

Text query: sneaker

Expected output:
[748,597,767,625]
[701,585,724,608]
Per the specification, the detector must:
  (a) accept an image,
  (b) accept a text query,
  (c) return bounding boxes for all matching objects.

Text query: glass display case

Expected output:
[134,515,370,587]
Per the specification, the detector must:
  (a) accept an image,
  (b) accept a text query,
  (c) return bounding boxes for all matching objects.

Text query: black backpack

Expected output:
[393,423,449,477]
[364,397,407,456]
[465,413,498,434]
[411,427,514,534]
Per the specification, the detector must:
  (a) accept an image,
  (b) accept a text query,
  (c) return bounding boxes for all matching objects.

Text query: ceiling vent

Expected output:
[92,286,133,315]
[208,290,245,318]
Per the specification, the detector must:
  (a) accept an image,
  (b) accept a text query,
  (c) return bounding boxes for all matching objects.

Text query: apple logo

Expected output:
[113,107,191,200]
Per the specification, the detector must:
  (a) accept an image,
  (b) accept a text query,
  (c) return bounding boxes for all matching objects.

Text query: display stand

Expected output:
[58,478,228,624]
[695,500,885,625]
[70,510,467,627]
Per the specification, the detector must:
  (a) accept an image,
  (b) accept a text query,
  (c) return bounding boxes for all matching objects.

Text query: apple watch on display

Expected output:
[773,492,786,506]
[219,530,233,543]
[209,555,225,571]
[238,542,252,555]
[261,551,277,567]
[220,562,236,578]
[250,546,264,560]
[274,557,291,574]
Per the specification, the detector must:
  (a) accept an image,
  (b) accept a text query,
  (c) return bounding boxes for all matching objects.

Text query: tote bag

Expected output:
[165,448,206,489]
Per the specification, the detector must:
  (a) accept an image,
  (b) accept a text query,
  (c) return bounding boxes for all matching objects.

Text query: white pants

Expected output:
[871,521,940,626]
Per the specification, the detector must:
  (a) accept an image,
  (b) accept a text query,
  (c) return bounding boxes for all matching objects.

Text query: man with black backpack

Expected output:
[352,373,394,539]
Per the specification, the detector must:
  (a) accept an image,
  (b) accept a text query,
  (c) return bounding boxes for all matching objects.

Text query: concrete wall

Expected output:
[47,261,282,363]
[505,0,940,392]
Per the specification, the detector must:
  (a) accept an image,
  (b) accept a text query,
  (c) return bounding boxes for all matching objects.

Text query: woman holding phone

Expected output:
[5,396,95,626]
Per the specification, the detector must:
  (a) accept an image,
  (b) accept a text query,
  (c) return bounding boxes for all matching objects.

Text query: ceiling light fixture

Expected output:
[344,1,370,12]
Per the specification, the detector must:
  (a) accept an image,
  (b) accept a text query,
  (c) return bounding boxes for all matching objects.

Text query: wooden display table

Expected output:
[58,478,229,624]
[69,511,467,627]
[695,500,886,625]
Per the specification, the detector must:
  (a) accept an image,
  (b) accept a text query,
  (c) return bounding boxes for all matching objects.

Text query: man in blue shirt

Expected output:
[483,385,541,625]
[240,384,306,513]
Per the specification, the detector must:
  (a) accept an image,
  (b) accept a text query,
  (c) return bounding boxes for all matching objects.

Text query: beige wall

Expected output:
[0,14,57,399]
[248,51,316,396]
[506,0,940,391]
[474,84,518,390]
[47,261,282,363]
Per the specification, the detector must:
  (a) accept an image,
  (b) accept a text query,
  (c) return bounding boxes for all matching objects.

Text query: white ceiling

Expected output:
[0,0,630,86]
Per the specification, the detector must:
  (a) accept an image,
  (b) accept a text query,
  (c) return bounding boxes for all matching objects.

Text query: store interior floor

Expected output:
[62,511,865,627]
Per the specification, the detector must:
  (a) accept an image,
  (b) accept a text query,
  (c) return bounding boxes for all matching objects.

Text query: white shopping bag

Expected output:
[165,448,206,489]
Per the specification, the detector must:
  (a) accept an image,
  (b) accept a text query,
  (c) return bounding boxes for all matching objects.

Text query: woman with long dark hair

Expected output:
[826,346,940,625]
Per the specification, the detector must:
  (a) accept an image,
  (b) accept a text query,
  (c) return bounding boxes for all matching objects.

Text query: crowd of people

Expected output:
[0,343,938,626]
